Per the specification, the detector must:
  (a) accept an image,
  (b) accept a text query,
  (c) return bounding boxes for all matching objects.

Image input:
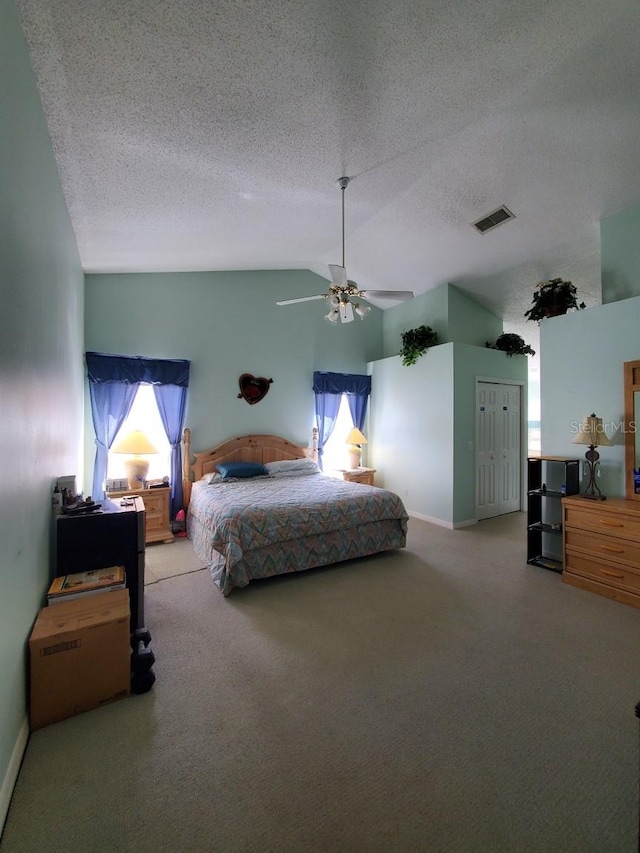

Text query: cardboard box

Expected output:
[29,588,131,730]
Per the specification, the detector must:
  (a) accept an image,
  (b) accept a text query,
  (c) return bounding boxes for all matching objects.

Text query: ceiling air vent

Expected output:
[472,206,515,235]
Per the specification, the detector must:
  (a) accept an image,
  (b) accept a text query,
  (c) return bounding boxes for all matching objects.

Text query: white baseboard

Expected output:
[0,716,29,837]
[408,511,477,530]
[452,518,477,529]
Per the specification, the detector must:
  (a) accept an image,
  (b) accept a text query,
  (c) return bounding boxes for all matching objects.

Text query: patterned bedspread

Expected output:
[187,473,409,595]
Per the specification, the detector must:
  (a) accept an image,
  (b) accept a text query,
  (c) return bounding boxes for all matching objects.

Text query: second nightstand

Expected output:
[107,487,174,545]
[339,467,376,486]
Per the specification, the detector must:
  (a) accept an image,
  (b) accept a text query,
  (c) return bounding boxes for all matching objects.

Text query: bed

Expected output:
[181,429,409,595]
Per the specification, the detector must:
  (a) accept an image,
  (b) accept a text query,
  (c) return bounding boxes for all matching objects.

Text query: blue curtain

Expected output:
[347,395,367,432]
[312,371,371,397]
[313,392,342,470]
[153,384,188,516]
[89,381,139,499]
[312,371,371,468]
[86,352,191,504]
[86,352,190,387]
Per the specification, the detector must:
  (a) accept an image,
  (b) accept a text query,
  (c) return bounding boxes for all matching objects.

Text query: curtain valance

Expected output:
[312,371,371,396]
[86,352,191,387]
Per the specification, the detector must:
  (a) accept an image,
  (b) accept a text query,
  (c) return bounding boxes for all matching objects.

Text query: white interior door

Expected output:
[476,382,521,520]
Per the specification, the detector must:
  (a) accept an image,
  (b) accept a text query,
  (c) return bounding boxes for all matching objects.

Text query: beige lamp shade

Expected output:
[345,428,368,470]
[345,428,368,446]
[111,430,158,490]
[572,414,613,447]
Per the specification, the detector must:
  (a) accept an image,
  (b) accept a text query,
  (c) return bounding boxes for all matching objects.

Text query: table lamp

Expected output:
[345,427,368,470]
[571,413,613,500]
[111,429,158,490]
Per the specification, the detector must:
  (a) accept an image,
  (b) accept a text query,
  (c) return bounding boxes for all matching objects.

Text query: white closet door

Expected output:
[476,382,521,519]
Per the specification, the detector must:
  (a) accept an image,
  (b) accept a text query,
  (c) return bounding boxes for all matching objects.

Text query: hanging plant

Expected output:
[485,333,536,357]
[400,325,438,366]
[524,277,586,322]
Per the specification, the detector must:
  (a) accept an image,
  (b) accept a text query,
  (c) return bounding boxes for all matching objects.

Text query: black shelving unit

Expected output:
[527,456,580,572]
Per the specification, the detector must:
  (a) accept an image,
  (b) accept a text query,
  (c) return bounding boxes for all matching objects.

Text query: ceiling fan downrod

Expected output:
[337,176,349,270]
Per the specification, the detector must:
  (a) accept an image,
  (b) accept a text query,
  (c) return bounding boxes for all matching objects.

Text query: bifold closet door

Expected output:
[476,381,521,520]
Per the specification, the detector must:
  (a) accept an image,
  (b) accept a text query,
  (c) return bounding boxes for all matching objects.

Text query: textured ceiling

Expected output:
[17,0,640,331]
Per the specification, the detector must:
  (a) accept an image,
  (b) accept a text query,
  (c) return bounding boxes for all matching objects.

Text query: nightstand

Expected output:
[107,487,174,544]
[339,467,376,486]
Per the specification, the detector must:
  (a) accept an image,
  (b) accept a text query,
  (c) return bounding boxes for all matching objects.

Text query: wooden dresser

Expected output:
[562,495,640,609]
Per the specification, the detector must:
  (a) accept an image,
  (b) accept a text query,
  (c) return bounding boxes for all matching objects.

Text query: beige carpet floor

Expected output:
[3,513,640,852]
[144,537,204,584]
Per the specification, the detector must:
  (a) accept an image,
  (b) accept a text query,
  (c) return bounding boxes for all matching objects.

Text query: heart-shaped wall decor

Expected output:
[237,373,273,405]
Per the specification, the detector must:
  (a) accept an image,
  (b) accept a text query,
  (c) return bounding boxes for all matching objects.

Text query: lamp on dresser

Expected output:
[345,427,368,470]
[572,413,613,500]
[111,429,158,490]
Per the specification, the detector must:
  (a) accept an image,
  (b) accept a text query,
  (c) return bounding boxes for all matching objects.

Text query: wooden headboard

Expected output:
[181,428,319,508]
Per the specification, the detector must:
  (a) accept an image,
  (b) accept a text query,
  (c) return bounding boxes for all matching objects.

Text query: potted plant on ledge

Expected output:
[524,278,586,322]
[485,333,535,357]
[400,325,438,366]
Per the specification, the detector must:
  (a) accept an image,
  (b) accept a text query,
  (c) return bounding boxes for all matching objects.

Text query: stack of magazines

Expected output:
[47,566,126,605]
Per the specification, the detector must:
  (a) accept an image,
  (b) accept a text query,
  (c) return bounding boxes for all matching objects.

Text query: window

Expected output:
[312,370,371,472]
[528,363,541,453]
[320,395,358,475]
[108,385,172,482]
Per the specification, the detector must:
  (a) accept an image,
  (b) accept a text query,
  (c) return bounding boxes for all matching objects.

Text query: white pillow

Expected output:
[201,472,223,484]
[265,458,320,476]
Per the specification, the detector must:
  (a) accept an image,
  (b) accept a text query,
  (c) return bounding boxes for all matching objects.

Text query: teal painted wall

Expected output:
[369,342,527,526]
[540,298,640,498]
[382,285,449,359]
[452,345,528,524]
[368,345,455,523]
[601,201,640,304]
[381,283,503,359]
[84,270,383,491]
[1,0,84,806]
[448,286,503,347]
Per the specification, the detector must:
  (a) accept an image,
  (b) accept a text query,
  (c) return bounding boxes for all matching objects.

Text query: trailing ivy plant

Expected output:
[400,325,438,366]
[524,277,586,322]
[485,333,536,357]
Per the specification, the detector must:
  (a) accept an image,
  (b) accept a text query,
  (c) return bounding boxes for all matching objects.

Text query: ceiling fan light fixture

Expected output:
[276,176,413,321]
[325,308,340,325]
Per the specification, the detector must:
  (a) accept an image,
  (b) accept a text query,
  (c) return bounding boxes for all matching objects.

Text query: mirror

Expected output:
[623,360,640,500]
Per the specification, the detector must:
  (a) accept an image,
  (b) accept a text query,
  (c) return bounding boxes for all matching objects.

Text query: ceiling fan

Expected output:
[276,176,414,324]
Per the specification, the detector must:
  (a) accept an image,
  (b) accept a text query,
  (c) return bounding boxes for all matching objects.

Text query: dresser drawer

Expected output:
[144,502,165,531]
[565,551,640,594]
[564,506,640,541]
[564,529,640,568]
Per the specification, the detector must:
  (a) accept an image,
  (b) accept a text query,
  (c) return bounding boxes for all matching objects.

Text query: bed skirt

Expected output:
[190,516,407,596]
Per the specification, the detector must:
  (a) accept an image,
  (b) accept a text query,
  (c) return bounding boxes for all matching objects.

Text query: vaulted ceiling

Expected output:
[17,0,640,334]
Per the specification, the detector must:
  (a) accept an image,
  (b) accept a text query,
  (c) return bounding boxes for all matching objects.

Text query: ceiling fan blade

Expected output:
[329,264,348,286]
[276,295,326,306]
[361,290,414,302]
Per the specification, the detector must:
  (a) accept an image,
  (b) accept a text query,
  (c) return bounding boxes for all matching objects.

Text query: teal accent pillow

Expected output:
[216,461,268,480]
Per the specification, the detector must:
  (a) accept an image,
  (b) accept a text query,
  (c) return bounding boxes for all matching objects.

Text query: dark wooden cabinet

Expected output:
[527,456,579,572]
[55,497,146,631]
